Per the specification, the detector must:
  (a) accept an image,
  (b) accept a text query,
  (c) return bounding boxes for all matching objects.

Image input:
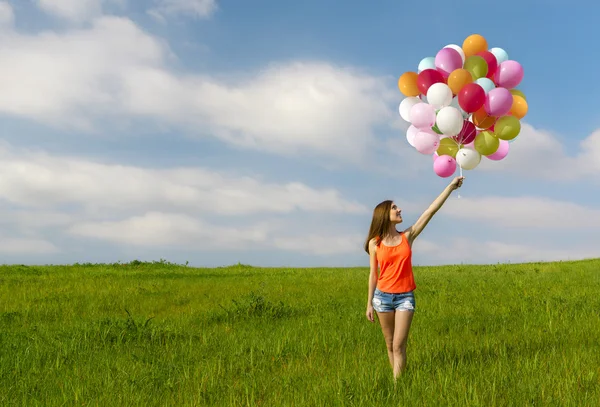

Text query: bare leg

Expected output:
[392,310,414,379]
[376,311,396,369]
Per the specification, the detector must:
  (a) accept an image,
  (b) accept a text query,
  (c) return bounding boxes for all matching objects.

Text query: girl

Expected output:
[364,176,464,379]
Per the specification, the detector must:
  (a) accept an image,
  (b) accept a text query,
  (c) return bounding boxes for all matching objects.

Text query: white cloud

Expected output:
[0,145,367,215]
[0,236,59,254]
[0,1,14,28]
[35,0,124,23]
[68,211,362,255]
[478,123,600,180]
[441,195,600,230]
[0,16,396,163]
[415,237,599,265]
[148,0,216,21]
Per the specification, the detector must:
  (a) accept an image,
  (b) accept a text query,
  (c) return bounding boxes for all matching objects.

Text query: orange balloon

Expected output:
[447,69,473,95]
[462,34,488,58]
[398,71,420,97]
[510,95,528,119]
[473,107,497,129]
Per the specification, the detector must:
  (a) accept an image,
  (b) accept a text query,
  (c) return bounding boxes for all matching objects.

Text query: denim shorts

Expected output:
[372,288,415,312]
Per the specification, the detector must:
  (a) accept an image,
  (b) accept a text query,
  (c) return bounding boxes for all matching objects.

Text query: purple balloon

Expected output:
[413,131,440,155]
[486,139,510,160]
[494,60,524,89]
[435,48,463,78]
[484,87,513,117]
[409,102,436,129]
[433,155,457,178]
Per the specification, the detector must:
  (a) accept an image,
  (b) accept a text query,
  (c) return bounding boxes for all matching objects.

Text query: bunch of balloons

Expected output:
[397,34,527,178]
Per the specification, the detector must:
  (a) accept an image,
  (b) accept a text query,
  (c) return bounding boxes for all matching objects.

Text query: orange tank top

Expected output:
[376,233,416,293]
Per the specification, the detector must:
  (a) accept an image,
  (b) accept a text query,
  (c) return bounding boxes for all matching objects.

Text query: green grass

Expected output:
[1,258,599,406]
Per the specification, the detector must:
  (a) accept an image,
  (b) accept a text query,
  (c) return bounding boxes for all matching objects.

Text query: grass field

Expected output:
[1,258,599,406]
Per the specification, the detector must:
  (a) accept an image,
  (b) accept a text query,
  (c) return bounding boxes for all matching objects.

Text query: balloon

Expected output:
[472,107,497,129]
[475,77,496,94]
[398,72,420,96]
[436,106,464,136]
[494,60,524,89]
[418,57,436,73]
[486,139,509,160]
[435,48,463,78]
[433,151,439,161]
[484,87,513,117]
[433,155,457,178]
[462,34,488,57]
[413,131,440,155]
[477,51,498,79]
[426,83,453,109]
[510,89,526,101]
[431,123,443,134]
[456,148,481,170]
[447,69,473,94]
[458,83,486,113]
[399,97,421,122]
[510,95,528,119]
[417,69,445,95]
[489,47,508,64]
[464,55,488,80]
[494,115,521,140]
[455,120,477,144]
[406,125,419,147]
[444,44,466,64]
[463,141,475,149]
[474,130,500,156]
[437,137,460,158]
[409,102,436,129]
[449,97,470,119]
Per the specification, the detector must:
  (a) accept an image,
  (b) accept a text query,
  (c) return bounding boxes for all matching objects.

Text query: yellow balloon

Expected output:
[495,116,521,140]
[437,138,460,158]
[474,131,500,156]
[462,34,488,57]
[510,95,528,119]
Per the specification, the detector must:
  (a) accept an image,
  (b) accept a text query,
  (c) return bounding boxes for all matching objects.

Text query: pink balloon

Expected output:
[435,48,463,78]
[409,103,436,129]
[413,131,440,155]
[432,151,439,161]
[486,139,510,160]
[406,125,419,147]
[484,87,513,117]
[433,155,457,178]
[494,60,524,89]
[463,140,475,149]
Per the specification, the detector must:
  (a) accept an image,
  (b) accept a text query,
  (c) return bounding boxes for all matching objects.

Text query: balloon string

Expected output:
[452,137,462,199]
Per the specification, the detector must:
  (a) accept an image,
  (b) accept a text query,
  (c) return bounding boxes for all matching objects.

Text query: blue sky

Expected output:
[0,0,599,267]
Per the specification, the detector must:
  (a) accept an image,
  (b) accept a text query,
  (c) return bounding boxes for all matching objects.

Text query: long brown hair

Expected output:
[364,200,394,254]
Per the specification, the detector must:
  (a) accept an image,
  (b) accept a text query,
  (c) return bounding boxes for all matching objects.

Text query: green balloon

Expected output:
[495,116,521,140]
[437,138,460,158]
[432,123,443,134]
[464,55,488,80]
[474,131,500,156]
[510,89,526,101]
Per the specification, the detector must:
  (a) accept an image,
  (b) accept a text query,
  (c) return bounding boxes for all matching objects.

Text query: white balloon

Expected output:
[444,44,466,64]
[426,83,452,109]
[435,106,463,137]
[406,125,419,147]
[418,56,436,73]
[489,47,509,64]
[456,148,481,170]
[399,97,421,122]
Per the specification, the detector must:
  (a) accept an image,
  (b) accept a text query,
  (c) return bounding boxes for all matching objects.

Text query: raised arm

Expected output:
[404,176,464,245]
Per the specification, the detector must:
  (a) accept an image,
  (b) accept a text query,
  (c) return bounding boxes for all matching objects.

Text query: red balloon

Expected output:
[453,120,477,144]
[458,83,486,113]
[477,51,498,79]
[417,69,445,95]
